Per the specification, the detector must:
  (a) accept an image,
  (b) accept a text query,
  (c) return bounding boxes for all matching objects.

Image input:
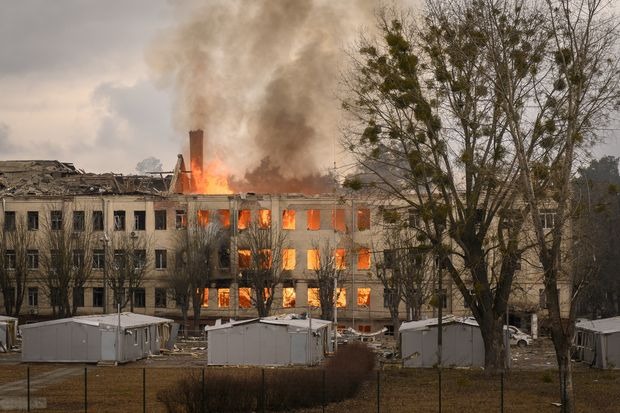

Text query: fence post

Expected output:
[500,371,504,413]
[376,370,380,413]
[27,366,30,412]
[142,368,146,413]
[322,369,326,413]
[202,368,206,413]
[84,367,88,413]
[261,369,265,413]
[438,368,442,413]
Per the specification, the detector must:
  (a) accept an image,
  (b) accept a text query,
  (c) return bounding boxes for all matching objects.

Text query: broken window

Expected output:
[308,288,321,307]
[134,288,146,308]
[93,249,105,269]
[134,211,146,231]
[357,288,371,307]
[336,288,347,308]
[238,209,251,230]
[73,211,85,232]
[258,209,271,229]
[28,287,38,307]
[307,209,320,230]
[307,249,320,270]
[238,287,252,309]
[335,249,347,269]
[357,248,371,270]
[357,208,370,231]
[332,209,346,232]
[282,209,295,230]
[72,249,85,268]
[4,250,16,269]
[218,288,230,308]
[283,249,296,270]
[92,210,104,231]
[154,210,167,230]
[357,325,371,333]
[200,288,208,307]
[238,249,251,269]
[258,249,272,269]
[539,209,556,229]
[51,210,63,230]
[27,249,39,269]
[283,287,296,308]
[92,287,104,307]
[73,287,84,308]
[175,209,187,229]
[4,211,16,231]
[218,209,230,228]
[27,211,39,230]
[133,250,146,270]
[155,288,167,308]
[197,210,209,227]
[155,249,167,269]
[113,210,125,231]
[219,244,230,268]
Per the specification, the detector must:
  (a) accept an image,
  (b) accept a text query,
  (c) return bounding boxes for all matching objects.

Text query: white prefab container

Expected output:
[20,312,174,363]
[399,315,505,368]
[0,315,18,352]
[205,316,332,366]
[573,317,620,369]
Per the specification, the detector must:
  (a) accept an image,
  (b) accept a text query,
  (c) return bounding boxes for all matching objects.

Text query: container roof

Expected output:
[205,315,332,332]
[399,315,479,332]
[576,316,620,334]
[0,315,18,322]
[20,312,173,330]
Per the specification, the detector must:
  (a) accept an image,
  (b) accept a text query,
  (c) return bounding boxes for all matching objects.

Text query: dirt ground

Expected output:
[0,337,618,412]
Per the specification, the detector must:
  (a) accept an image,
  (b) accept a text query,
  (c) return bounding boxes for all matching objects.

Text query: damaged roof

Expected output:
[576,316,620,334]
[399,315,480,332]
[205,314,332,332]
[0,160,173,196]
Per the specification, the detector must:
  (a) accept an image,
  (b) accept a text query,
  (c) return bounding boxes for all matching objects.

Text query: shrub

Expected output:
[157,342,375,412]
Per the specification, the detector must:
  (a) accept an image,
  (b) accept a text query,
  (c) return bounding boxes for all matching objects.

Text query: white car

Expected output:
[506,325,533,347]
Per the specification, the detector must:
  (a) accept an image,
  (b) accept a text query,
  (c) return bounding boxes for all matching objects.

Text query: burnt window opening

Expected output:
[237,209,251,231]
[357,288,371,307]
[155,249,167,269]
[307,209,320,230]
[283,249,296,270]
[92,287,104,307]
[93,249,105,269]
[4,211,16,231]
[197,210,209,227]
[155,210,167,230]
[27,249,39,269]
[282,209,296,230]
[73,211,85,232]
[73,287,84,308]
[332,209,346,232]
[218,209,231,229]
[357,247,371,270]
[51,210,63,230]
[92,210,104,231]
[27,211,39,230]
[134,288,146,308]
[258,209,271,229]
[176,209,187,230]
[134,211,146,231]
[357,208,371,231]
[113,210,126,231]
[155,288,167,308]
[307,249,320,270]
[218,244,231,268]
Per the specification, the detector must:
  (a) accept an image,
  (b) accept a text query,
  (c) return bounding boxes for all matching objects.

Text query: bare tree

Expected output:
[476,0,620,410]
[238,220,288,318]
[342,4,532,371]
[39,206,95,318]
[0,216,34,316]
[173,223,223,335]
[310,240,349,321]
[106,232,151,312]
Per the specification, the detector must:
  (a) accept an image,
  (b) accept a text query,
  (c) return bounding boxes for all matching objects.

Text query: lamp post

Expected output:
[101,232,110,314]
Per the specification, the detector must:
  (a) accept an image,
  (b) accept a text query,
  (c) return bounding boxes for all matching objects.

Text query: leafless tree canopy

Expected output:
[310,239,349,321]
[0,215,34,316]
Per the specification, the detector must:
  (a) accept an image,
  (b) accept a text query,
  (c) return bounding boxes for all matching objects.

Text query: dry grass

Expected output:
[0,365,619,412]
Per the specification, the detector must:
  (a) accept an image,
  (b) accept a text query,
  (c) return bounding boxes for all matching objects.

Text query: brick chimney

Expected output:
[189,129,204,191]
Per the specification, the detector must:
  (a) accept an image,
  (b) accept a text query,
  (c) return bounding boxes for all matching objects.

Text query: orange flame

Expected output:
[191,159,233,194]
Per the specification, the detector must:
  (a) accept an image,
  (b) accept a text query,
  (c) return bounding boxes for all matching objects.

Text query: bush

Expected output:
[157,342,375,412]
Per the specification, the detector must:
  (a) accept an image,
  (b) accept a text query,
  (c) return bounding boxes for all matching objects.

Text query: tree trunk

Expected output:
[557,348,574,413]
[192,292,202,335]
[479,319,506,373]
[182,306,189,338]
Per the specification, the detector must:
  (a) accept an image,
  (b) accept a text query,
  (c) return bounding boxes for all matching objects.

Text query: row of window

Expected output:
[4,247,372,271]
[8,286,151,309]
[3,208,372,232]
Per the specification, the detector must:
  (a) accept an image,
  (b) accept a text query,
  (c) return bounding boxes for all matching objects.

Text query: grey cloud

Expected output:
[0,122,16,152]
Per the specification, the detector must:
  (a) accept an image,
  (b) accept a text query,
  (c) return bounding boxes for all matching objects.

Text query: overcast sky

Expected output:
[1,0,619,176]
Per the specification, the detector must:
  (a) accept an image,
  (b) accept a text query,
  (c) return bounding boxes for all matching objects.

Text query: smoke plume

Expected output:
[147,0,376,193]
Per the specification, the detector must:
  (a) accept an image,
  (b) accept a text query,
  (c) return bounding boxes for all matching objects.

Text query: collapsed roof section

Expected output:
[0,160,174,197]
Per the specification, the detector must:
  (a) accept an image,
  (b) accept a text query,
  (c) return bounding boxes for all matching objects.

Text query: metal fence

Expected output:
[0,365,618,412]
